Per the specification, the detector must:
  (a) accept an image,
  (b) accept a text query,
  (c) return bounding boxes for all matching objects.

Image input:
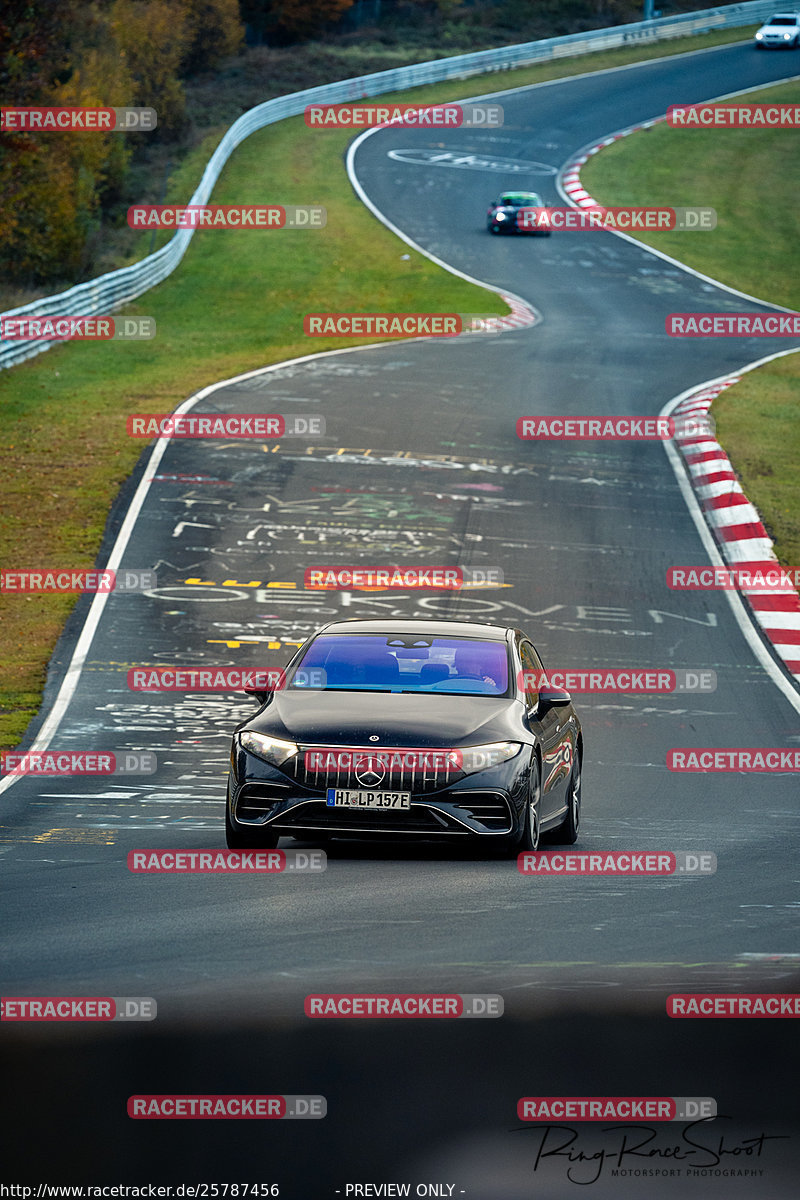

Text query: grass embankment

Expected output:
[581,81,800,569]
[0,25,774,748]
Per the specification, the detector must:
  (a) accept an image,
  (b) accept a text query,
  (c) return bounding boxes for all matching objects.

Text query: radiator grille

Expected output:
[288,746,464,796]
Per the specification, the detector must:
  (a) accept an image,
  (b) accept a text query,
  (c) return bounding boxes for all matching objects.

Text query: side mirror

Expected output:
[242,670,283,703]
[536,686,572,711]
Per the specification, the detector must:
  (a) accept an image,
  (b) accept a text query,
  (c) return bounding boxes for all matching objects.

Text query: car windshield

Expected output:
[287,634,510,695]
[769,16,797,22]
[500,194,539,207]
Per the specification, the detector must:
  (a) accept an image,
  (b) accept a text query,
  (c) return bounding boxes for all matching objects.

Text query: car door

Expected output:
[519,640,574,821]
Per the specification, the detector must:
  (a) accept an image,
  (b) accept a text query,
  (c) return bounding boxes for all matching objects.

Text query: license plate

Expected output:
[326,789,411,810]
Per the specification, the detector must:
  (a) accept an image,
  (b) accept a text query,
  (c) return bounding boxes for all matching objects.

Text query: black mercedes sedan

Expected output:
[225,619,582,855]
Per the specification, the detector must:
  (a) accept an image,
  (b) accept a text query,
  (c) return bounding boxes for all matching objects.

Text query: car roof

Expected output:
[312,618,511,641]
[498,191,540,199]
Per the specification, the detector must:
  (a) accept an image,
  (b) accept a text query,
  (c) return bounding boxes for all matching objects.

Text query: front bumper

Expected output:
[229,748,532,839]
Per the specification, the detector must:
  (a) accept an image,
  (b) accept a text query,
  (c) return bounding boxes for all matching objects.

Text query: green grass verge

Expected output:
[0,25,773,748]
[713,355,800,567]
[581,80,800,568]
[581,82,800,309]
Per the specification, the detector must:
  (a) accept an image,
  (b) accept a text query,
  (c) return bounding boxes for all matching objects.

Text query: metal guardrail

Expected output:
[0,1,778,370]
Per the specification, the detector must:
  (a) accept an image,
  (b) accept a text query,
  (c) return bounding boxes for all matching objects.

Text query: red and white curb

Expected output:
[561,117,665,209]
[672,378,800,682]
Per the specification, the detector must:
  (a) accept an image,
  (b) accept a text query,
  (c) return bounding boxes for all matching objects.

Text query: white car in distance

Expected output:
[754,12,800,47]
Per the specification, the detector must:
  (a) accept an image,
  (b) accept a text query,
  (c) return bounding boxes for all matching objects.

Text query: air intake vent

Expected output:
[453,793,512,832]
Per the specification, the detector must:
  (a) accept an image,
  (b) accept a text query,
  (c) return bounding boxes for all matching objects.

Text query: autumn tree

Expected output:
[0,1,135,283]
[110,0,191,136]
[182,0,245,75]
[241,0,355,43]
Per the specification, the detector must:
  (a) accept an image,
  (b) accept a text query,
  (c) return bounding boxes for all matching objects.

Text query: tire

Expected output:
[516,756,541,853]
[555,750,582,845]
[225,785,279,849]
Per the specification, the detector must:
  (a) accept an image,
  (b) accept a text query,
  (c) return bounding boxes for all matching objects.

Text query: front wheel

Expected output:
[555,751,581,845]
[225,786,279,849]
[516,757,541,853]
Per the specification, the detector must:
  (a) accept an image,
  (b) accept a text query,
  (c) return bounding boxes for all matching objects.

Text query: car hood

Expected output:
[243,690,525,748]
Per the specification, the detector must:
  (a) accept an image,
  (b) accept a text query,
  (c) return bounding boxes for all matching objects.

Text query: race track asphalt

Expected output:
[2,39,799,1192]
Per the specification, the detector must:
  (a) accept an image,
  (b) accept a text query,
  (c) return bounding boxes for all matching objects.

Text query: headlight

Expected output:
[755,31,762,38]
[784,32,791,39]
[239,730,298,766]
[459,741,521,774]
[495,211,507,220]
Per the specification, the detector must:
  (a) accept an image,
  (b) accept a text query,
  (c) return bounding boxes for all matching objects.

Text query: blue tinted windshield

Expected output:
[288,634,510,695]
[500,194,541,207]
